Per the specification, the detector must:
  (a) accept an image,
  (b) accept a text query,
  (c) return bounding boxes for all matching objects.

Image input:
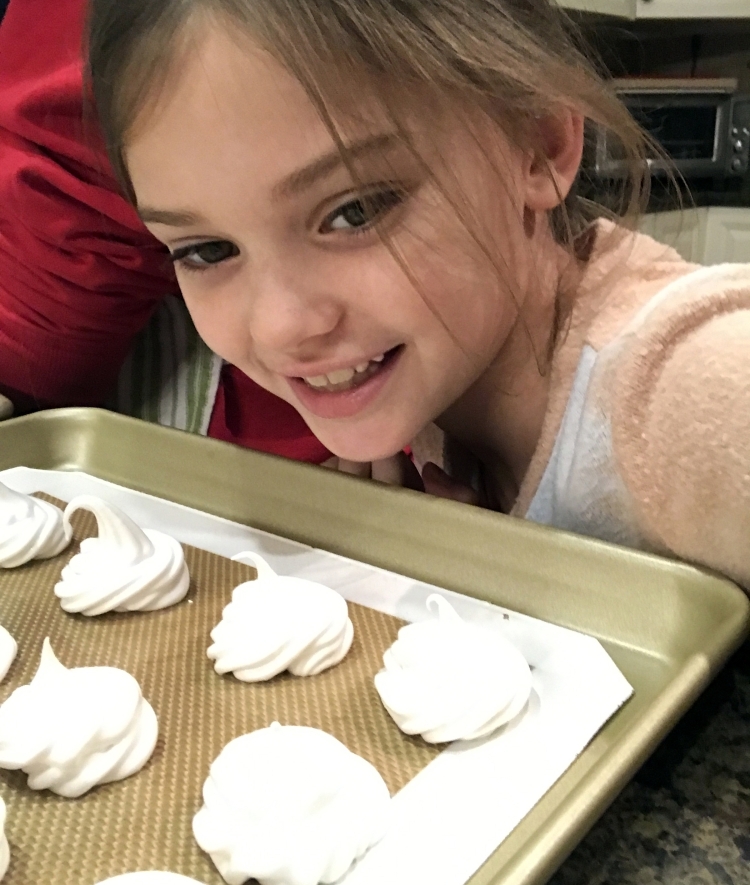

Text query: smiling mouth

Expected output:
[298,346,403,394]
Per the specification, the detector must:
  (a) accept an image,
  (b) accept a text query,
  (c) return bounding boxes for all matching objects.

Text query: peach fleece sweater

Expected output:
[434,221,750,588]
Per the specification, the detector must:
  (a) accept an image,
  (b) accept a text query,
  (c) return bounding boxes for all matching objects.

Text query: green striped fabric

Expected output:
[111,296,223,434]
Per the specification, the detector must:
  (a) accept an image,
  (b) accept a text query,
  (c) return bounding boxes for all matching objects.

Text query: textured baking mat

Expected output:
[0,496,441,885]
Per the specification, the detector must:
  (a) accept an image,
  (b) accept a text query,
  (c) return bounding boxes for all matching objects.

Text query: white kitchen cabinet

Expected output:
[639,207,709,262]
[559,0,750,18]
[640,206,750,264]
[560,0,635,15]
[703,207,750,263]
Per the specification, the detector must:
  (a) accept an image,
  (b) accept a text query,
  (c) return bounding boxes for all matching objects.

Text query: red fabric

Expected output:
[0,0,328,462]
[0,0,169,408]
[209,365,330,462]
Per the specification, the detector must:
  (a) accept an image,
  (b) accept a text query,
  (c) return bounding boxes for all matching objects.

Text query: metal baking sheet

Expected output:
[0,408,747,885]
[0,477,632,885]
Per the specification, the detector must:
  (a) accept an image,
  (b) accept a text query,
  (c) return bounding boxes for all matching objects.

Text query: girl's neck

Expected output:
[437,234,575,511]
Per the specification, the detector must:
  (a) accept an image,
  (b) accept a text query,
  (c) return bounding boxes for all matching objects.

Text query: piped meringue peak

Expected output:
[0,797,8,882]
[54,496,190,615]
[193,723,390,885]
[0,627,17,683]
[207,552,354,681]
[0,639,158,797]
[0,481,72,568]
[374,594,532,743]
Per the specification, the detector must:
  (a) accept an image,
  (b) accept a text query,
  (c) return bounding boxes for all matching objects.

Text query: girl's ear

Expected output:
[523,109,585,212]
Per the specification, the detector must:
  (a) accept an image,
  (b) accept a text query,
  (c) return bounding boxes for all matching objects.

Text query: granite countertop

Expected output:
[550,639,750,885]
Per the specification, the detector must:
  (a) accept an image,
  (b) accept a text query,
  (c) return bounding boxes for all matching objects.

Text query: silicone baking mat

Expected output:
[0,497,441,885]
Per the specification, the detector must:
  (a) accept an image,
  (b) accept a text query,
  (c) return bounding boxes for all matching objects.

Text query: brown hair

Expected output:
[88,0,653,224]
[87,0,659,363]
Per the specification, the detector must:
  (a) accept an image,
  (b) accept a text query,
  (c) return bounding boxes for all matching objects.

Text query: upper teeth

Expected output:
[304,354,385,388]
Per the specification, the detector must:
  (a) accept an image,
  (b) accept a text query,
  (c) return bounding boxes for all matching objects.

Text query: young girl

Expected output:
[87,0,750,589]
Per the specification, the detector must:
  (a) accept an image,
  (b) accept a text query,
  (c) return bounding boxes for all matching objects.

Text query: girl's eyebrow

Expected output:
[137,132,401,226]
[138,207,203,226]
[272,132,400,199]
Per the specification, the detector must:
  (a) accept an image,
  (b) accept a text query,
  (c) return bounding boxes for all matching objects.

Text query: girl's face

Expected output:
[126,25,539,462]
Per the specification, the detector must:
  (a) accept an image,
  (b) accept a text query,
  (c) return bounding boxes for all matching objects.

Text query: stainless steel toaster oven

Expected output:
[592,78,750,181]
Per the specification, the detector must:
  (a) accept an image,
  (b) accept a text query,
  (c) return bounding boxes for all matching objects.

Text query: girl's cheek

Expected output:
[181,287,249,363]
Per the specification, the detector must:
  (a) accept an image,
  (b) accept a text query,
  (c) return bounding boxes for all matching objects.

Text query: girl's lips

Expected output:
[287,346,403,420]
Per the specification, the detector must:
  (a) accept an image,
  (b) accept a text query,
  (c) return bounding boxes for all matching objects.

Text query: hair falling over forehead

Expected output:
[87,0,656,359]
[88,0,652,224]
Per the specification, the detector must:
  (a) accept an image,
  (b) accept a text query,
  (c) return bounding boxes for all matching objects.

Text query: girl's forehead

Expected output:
[157,27,318,127]
[129,22,398,161]
[124,19,516,218]
[126,32,324,177]
[125,25,409,219]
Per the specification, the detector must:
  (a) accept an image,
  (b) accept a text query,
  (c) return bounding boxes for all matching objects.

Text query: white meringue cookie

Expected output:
[0,481,71,568]
[54,496,190,615]
[0,639,158,797]
[0,797,8,881]
[96,875,206,884]
[0,627,16,683]
[193,723,390,885]
[207,553,353,681]
[374,594,532,743]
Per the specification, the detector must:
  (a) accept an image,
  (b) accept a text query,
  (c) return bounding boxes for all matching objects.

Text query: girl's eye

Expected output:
[170,240,239,270]
[321,188,405,234]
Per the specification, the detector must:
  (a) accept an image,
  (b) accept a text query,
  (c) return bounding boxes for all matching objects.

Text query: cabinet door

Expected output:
[639,208,708,263]
[558,0,635,15]
[703,208,750,264]
[635,0,750,17]
[558,0,750,17]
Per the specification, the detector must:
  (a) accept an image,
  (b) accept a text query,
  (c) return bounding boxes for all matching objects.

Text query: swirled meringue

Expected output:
[374,594,532,743]
[0,797,8,881]
[207,553,353,681]
[193,723,390,885]
[96,875,206,884]
[0,639,158,797]
[54,496,190,615]
[0,627,16,683]
[0,481,71,568]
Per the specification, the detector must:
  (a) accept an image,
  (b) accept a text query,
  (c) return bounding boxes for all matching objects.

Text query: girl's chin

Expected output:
[311,425,411,466]
[326,442,408,465]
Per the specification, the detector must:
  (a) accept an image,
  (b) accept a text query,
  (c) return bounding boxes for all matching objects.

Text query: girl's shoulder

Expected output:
[573,219,703,353]
[526,221,750,587]
[602,252,750,420]
[605,255,750,588]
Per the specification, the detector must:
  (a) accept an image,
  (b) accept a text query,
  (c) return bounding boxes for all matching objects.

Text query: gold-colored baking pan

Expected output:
[0,408,748,885]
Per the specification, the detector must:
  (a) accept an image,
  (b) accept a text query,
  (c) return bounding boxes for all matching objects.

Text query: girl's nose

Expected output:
[248,266,344,355]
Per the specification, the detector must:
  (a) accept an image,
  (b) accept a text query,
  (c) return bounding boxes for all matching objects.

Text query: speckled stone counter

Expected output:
[550,640,750,885]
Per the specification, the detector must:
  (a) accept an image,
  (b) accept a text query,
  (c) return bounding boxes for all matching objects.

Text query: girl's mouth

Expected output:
[287,346,403,420]
[301,346,400,393]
